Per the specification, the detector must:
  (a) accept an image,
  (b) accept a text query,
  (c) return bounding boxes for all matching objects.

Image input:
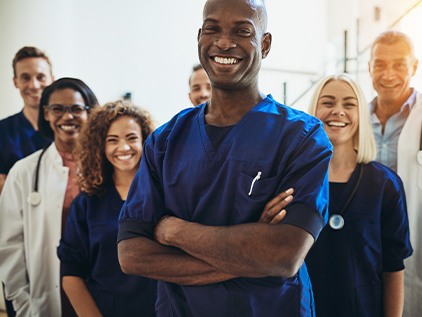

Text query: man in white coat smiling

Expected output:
[368,30,422,316]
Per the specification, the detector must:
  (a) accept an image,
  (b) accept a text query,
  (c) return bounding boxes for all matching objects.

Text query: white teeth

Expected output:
[117,155,132,160]
[61,125,76,131]
[214,56,239,65]
[327,122,346,127]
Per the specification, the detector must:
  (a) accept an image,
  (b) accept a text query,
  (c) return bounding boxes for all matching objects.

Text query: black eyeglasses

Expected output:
[45,104,89,117]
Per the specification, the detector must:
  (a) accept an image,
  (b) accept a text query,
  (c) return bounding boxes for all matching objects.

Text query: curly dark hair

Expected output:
[75,100,155,196]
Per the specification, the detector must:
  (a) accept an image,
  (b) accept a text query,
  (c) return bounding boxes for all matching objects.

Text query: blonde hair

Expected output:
[308,73,376,163]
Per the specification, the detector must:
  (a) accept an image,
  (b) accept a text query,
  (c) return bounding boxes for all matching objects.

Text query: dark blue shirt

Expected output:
[0,111,51,174]
[57,182,157,317]
[306,162,413,317]
[118,95,332,317]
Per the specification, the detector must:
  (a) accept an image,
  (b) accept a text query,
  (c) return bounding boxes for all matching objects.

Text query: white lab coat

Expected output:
[398,92,422,316]
[0,143,68,317]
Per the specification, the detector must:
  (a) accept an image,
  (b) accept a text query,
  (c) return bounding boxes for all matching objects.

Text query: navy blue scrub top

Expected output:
[306,162,412,317]
[0,111,51,174]
[118,95,332,317]
[58,182,157,317]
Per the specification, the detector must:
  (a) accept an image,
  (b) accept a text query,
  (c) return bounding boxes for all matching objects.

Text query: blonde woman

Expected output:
[306,74,412,317]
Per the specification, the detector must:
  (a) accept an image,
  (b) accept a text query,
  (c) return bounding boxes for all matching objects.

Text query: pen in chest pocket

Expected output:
[248,171,262,196]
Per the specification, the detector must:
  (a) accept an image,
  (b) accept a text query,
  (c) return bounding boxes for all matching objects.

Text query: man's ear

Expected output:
[13,77,18,89]
[197,28,202,42]
[412,59,419,77]
[261,32,272,59]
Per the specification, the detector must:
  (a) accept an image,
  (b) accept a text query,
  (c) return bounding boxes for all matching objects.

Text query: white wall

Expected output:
[0,0,331,126]
[0,0,205,126]
[1,0,421,126]
[260,0,328,112]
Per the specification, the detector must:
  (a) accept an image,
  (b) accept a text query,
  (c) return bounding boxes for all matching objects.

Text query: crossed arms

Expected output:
[118,189,315,285]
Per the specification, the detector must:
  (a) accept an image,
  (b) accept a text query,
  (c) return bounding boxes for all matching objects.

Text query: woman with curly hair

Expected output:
[57,101,157,317]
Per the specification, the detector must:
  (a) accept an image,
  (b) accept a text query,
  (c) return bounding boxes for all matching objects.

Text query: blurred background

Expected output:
[1,0,422,125]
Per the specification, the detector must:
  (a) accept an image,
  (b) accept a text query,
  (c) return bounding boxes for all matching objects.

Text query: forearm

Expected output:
[118,236,236,285]
[62,276,103,317]
[156,219,314,278]
[383,270,404,317]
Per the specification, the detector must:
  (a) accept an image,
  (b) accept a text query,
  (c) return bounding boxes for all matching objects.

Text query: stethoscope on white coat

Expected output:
[27,143,52,206]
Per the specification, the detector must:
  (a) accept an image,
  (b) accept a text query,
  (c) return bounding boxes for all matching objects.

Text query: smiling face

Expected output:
[13,57,54,109]
[369,42,418,106]
[315,80,359,148]
[105,116,143,176]
[189,68,211,106]
[198,0,271,91]
[44,88,87,152]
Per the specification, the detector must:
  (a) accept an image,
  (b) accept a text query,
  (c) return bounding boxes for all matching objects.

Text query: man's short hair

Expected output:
[189,64,204,86]
[370,30,415,60]
[12,46,53,77]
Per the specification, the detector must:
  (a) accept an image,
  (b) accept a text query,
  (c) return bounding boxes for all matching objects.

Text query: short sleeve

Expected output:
[278,120,332,240]
[118,135,165,242]
[0,127,9,174]
[381,176,413,272]
[57,194,91,279]
[0,151,6,174]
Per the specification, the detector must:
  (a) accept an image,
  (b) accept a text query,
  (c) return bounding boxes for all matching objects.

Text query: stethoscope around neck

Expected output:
[27,143,52,206]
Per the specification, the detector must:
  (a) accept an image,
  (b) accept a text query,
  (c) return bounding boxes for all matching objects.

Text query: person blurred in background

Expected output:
[0,78,98,316]
[367,30,422,316]
[0,46,54,196]
[188,64,211,106]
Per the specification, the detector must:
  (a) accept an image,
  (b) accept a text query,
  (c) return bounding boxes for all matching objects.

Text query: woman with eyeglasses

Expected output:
[0,78,98,317]
[305,74,412,317]
[57,101,157,317]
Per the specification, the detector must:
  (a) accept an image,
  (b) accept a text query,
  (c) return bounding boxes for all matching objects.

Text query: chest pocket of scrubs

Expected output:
[351,213,381,267]
[232,171,279,224]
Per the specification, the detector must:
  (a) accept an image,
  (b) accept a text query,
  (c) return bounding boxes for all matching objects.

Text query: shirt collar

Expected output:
[370,88,417,114]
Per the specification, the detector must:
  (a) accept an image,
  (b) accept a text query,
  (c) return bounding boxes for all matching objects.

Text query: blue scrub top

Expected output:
[0,111,51,174]
[58,182,157,317]
[306,162,412,317]
[118,95,332,317]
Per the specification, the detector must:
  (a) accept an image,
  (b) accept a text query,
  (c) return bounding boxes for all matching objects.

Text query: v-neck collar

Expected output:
[197,95,273,161]
[329,163,363,215]
[104,179,126,204]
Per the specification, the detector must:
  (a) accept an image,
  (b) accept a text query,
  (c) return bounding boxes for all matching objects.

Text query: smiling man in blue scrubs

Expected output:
[0,46,53,317]
[0,47,53,195]
[117,0,332,316]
